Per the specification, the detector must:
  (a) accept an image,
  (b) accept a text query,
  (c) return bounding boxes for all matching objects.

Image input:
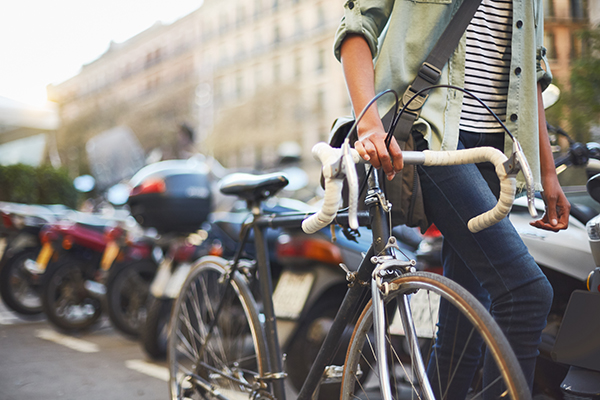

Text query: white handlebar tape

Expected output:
[302,143,361,234]
[423,147,516,233]
[302,144,516,235]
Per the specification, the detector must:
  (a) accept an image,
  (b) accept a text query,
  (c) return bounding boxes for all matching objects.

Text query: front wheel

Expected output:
[140,294,172,360]
[168,256,268,400]
[341,271,531,400]
[0,247,43,315]
[106,260,157,338]
[41,259,102,332]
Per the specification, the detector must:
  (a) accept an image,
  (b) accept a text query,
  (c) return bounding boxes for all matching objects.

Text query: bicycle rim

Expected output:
[341,271,531,400]
[168,257,268,400]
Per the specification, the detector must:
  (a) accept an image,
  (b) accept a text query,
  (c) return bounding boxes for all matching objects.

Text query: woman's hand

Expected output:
[530,175,570,232]
[354,124,404,180]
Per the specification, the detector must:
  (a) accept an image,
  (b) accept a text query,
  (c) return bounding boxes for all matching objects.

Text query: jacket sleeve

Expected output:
[535,0,553,91]
[333,0,395,61]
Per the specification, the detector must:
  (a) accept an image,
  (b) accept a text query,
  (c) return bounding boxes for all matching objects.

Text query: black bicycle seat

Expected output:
[219,172,289,202]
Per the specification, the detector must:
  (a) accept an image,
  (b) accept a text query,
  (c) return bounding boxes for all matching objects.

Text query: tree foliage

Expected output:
[547,27,600,143]
[0,164,78,208]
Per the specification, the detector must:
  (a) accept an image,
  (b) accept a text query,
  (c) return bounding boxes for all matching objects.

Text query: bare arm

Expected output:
[340,34,403,180]
[530,82,570,231]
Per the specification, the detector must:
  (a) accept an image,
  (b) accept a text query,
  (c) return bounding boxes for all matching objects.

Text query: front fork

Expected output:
[371,249,435,400]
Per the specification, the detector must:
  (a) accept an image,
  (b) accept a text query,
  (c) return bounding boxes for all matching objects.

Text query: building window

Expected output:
[294,55,302,78]
[254,0,262,18]
[236,73,244,99]
[273,59,281,83]
[544,32,557,60]
[317,5,325,27]
[570,0,586,19]
[274,25,281,44]
[315,89,325,115]
[316,48,325,73]
[219,13,229,34]
[543,0,554,17]
[236,6,246,26]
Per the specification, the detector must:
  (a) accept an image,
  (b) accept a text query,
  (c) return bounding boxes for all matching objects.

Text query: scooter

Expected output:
[547,174,600,400]
[508,128,600,398]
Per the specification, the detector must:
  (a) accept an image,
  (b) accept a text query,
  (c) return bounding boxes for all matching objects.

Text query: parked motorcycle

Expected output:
[35,210,133,331]
[0,203,69,315]
[104,226,158,338]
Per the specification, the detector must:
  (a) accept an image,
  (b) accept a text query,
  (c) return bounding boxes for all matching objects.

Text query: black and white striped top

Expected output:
[459,0,513,134]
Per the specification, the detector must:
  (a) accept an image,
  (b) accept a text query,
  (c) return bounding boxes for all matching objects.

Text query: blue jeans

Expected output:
[414,131,553,399]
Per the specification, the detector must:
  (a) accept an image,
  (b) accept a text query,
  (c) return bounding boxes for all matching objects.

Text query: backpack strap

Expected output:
[396,0,483,140]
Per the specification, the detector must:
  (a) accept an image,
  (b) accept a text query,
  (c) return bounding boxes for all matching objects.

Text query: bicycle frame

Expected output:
[211,167,412,400]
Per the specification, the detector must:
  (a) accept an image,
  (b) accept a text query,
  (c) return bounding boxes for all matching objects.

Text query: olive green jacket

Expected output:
[333,0,552,189]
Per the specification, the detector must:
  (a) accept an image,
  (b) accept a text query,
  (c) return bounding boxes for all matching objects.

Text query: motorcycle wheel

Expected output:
[41,259,103,332]
[0,247,44,315]
[140,294,172,360]
[106,260,157,338]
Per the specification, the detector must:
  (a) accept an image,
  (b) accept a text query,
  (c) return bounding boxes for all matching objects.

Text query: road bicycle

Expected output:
[165,122,540,400]
[167,83,541,400]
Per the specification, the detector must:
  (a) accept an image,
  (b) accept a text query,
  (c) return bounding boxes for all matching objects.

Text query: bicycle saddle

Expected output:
[219,172,289,202]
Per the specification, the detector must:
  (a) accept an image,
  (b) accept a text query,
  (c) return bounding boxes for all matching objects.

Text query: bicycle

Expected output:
[167,96,539,400]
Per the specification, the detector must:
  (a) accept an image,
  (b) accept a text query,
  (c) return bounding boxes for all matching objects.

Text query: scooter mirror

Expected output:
[73,175,95,192]
[586,173,600,204]
[542,84,560,110]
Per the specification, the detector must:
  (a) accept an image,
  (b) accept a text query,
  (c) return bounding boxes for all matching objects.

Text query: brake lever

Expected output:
[504,141,538,219]
[342,139,359,230]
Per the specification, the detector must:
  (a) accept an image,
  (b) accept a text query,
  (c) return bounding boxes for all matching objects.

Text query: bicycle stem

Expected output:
[297,166,392,400]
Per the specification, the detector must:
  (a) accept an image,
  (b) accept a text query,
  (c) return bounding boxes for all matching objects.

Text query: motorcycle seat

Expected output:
[75,222,111,233]
[219,172,289,202]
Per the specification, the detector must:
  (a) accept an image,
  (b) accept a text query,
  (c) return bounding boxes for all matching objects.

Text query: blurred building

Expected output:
[47,14,204,178]
[544,0,591,86]
[0,96,60,167]
[48,0,349,183]
[46,0,599,183]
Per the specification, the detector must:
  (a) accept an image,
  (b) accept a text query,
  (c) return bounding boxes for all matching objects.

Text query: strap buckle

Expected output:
[402,85,429,113]
[418,62,442,84]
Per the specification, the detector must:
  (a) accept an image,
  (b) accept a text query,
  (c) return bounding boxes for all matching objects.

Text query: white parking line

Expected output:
[35,329,100,353]
[0,311,21,325]
[125,359,169,382]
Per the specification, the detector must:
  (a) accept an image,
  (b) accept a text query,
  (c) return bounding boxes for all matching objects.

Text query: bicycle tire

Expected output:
[168,256,269,400]
[341,271,531,400]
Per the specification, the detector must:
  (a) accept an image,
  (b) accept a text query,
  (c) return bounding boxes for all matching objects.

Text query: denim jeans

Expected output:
[414,131,553,399]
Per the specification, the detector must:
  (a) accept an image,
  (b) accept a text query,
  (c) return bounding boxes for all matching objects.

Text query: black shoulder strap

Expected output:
[395,0,483,140]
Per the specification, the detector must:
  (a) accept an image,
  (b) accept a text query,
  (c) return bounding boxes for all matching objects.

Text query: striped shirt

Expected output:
[459,0,513,134]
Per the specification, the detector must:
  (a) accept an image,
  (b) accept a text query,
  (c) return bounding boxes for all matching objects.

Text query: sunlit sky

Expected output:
[0,1,204,106]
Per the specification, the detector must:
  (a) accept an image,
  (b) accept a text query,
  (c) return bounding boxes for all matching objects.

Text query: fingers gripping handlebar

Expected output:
[302,142,537,234]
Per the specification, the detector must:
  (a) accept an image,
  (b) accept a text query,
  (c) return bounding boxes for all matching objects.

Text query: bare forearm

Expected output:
[537,83,556,183]
[530,82,570,231]
[340,34,384,133]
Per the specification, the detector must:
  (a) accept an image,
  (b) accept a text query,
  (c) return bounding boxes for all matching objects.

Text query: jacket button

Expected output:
[348,1,354,9]
[515,67,522,75]
[516,20,523,28]
[510,114,518,122]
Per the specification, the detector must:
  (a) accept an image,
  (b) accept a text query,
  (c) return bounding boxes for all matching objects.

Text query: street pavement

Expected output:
[0,301,169,400]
